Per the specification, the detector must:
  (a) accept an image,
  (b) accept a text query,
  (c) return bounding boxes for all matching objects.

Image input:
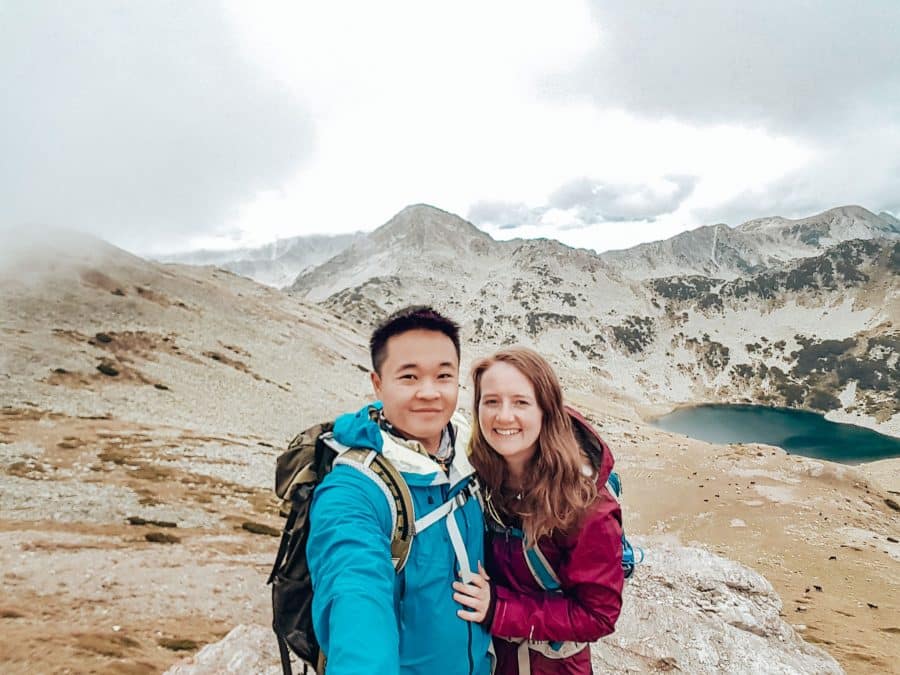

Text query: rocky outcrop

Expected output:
[592,539,843,674]
[164,540,843,675]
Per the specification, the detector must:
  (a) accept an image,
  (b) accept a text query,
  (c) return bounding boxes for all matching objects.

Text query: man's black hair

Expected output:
[370,305,461,373]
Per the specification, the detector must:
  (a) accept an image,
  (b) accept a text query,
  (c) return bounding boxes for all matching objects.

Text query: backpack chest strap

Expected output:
[412,484,471,533]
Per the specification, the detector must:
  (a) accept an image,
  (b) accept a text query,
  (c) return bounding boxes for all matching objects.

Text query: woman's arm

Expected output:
[490,492,625,643]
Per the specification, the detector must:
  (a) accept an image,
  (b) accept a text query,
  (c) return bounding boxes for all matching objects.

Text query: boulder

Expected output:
[591,539,843,673]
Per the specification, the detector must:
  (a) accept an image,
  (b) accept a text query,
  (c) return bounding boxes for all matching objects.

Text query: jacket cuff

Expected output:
[481,582,497,628]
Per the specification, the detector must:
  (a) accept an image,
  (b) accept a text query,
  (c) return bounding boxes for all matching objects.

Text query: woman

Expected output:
[453,348,624,674]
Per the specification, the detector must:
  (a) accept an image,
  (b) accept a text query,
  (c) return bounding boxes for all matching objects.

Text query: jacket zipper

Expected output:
[462,496,475,675]
[467,622,474,674]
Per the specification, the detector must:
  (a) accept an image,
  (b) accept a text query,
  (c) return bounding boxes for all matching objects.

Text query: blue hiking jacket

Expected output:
[307,402,493,675]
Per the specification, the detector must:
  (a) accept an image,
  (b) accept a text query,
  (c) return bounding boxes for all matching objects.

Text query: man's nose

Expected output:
[416,379,440,399]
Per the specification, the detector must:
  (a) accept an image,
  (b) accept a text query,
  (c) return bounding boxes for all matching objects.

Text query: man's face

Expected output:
[371,329,459,453]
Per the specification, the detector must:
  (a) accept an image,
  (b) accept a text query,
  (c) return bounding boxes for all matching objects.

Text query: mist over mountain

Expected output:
[158,232,364,288]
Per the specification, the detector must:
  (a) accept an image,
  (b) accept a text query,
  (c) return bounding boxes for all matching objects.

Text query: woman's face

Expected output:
[477,361,543,468]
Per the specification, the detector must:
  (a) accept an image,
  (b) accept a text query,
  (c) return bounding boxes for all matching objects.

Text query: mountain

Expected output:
[289,204,643,360]
[879,210,900,227]
[289,204,899,436]
[638,238,899,423]
[289,204,499,302]
[158,232,363,288]
[601,205,900,280]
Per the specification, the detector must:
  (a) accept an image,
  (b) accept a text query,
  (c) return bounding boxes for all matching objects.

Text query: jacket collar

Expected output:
[379,411,475,487]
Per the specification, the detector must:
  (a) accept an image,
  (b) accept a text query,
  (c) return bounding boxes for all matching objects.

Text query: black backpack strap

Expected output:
[267,507,298,584]
[277,632,293,675]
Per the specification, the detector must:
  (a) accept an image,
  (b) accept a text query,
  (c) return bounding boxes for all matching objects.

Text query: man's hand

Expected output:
[453,562,492,623]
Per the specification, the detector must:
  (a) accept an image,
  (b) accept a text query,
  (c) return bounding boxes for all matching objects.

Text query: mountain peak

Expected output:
[737,204,896,236]
[370,204,492,247]
[821,204,875,218]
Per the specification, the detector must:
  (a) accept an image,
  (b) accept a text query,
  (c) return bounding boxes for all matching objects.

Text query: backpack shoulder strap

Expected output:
[322,435,415,573]
[522,542,562,592]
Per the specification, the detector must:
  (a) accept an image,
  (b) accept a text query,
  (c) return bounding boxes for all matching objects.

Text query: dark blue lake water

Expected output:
[652,404,900,464]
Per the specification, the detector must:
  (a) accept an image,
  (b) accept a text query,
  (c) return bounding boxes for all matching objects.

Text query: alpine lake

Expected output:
[652,404,900,464]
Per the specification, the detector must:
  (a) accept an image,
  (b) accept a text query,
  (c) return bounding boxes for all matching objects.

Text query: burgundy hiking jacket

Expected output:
[486,409,624,675]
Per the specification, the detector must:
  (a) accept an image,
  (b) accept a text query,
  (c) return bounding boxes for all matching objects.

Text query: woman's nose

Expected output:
[497,402,514,420]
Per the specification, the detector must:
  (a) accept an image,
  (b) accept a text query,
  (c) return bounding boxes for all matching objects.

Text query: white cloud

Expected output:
[560,1,900,136]
[4,1,897,255]
[0,1,313,253]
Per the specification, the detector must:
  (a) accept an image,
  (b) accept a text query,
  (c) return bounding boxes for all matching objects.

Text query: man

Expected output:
[307,305,493,674]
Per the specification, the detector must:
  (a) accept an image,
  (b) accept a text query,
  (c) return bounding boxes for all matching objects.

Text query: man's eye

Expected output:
[438,373,454,379]
[399,374,416,381]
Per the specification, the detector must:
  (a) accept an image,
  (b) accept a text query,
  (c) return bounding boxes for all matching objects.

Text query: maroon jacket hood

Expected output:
[566,405,615,486]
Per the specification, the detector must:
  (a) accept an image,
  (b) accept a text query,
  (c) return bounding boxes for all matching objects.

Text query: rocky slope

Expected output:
[0,229,374,437]
[159,232,363,288]
[0,231,372,673]
[633,238,899,431]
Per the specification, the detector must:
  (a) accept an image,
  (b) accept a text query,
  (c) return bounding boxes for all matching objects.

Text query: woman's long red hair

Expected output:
[469,348,597,544]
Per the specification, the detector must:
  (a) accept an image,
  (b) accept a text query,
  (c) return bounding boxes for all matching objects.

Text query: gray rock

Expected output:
[591,539,843,674]
[165,624,284,675]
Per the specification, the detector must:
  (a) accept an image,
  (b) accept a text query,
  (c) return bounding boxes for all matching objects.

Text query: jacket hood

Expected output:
[333,401,384,452]
[567,406,615,484]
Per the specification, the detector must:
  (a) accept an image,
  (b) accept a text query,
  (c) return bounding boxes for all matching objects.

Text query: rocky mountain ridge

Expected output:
[602,204,900,280]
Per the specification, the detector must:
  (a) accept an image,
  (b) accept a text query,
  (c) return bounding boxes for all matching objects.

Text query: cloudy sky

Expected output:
[2,1,898,255]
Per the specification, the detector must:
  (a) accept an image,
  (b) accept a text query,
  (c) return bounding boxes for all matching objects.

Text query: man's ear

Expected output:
[370,370,382,398]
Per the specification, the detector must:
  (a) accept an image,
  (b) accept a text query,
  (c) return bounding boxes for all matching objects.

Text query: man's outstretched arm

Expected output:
[307,464,399,674]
